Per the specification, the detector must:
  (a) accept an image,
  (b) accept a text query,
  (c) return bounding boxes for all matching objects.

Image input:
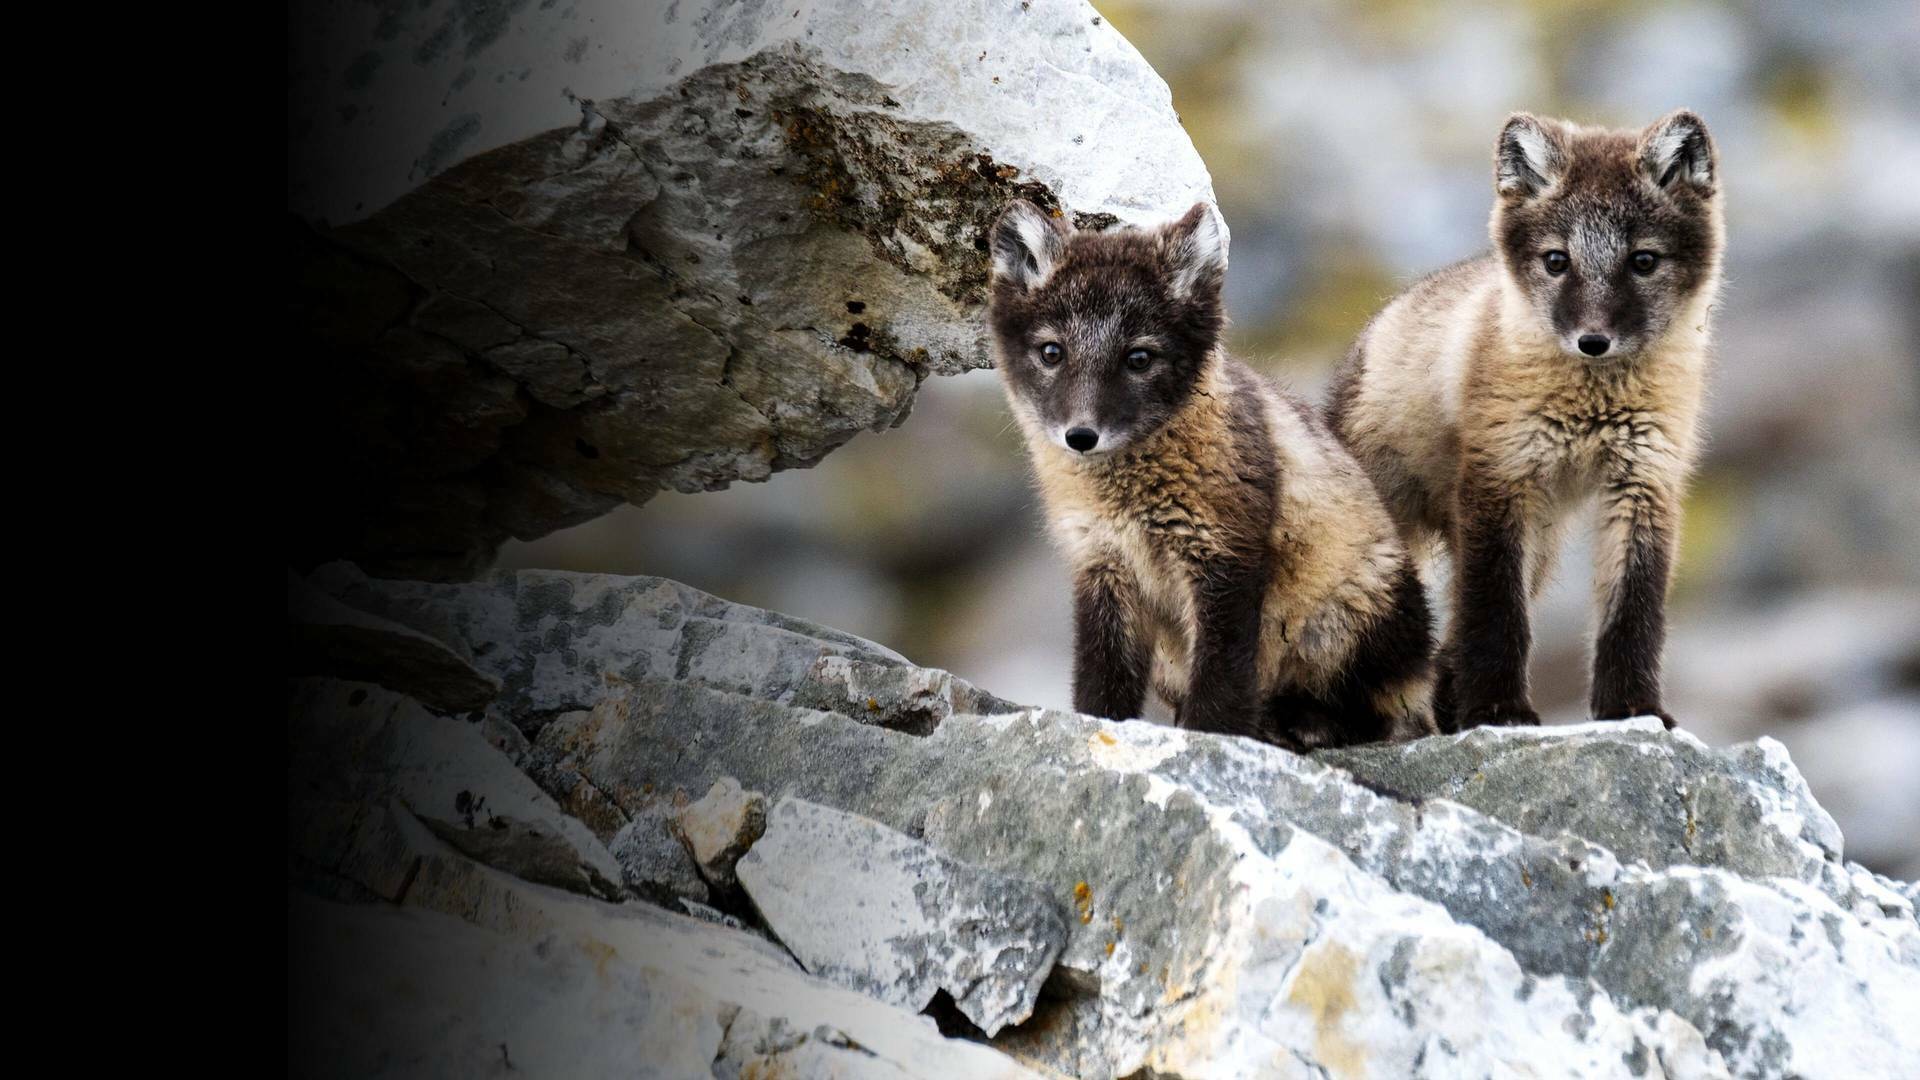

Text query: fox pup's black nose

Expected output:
[1065,427,1099,453]
[1577,334,1612,357]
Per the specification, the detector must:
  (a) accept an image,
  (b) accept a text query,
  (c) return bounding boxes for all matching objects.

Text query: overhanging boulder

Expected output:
[286,0,1217,577]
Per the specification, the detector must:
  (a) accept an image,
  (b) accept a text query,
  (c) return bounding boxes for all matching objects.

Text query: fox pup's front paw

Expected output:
[1454,700,1541,730]
[1176,700,1265,742]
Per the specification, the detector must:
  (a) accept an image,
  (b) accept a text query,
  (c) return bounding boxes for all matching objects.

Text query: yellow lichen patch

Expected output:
[1112,916,1125,936]
[865,697,879,711]
[1073,881,1094,925]
[1105,941,1116,957]
[1095,731,1117,746]
[1521,867,1534,888]
[578,937,618,984]
[1285,941,1366,1077]
[1602,889,1616,911]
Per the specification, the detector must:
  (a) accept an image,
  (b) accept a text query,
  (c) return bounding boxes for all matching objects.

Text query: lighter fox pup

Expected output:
[1326,109,1725,731]
[988,201,1434,750]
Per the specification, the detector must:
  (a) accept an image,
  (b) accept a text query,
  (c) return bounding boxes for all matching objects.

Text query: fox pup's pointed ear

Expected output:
[1161,202,1227,301]
[1495,113,1566,200]
[989,201,1069,290]
[1639,109,1716,195]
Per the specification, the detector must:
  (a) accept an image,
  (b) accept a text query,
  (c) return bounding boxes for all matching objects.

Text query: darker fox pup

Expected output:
[988,200,1434,750]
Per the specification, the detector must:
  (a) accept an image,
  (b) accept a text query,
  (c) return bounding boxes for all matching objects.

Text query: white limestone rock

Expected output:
[288,825,1043,1079]
[738,796,1068,1036]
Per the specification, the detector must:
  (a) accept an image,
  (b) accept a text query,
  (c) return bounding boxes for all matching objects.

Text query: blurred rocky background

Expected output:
[501,0,1919,880]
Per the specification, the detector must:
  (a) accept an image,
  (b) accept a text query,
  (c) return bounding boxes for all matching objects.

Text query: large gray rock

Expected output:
[1319,721,1912,925]
[286,0,1216,576]
[738,797,1068,1037]
[289,568,1920,1077]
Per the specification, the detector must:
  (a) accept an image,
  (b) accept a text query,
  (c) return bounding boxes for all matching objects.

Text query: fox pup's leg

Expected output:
[1071,558,1150,721]
[1175,554,1271,739]
[1445,468,1541,729]
[1591,470,1680,727]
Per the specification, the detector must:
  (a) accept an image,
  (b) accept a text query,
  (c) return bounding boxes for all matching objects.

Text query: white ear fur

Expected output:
[1640,109,1715,192]
[1496,113,1564,198]
[989,201,1068,290]
[1163,202,1228,301]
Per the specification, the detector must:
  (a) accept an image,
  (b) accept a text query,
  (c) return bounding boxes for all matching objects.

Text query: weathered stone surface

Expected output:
[739,797,1068,1036]
[290,568,1919,1077]
[287,824,1042,1079]
[791,651,1023,735]
[308,562,1017,733]
[287,571,499,712]
[288,678,622,902]
[672,777,768,891]
[608,797,710,905]
[286,0,1216,576]
[1320,722,1917,930]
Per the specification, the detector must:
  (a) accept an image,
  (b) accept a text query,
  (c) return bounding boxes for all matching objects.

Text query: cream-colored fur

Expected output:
[1342,258,1716,611]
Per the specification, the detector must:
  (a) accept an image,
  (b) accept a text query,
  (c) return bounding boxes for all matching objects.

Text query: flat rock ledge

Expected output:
[288,567,1920,1079]
[286,0,1216,577]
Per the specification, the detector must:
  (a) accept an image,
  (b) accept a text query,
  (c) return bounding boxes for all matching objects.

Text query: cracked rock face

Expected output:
[286,0,1215,578]
[738,797,1068,1037]
[288,568,1920,1078]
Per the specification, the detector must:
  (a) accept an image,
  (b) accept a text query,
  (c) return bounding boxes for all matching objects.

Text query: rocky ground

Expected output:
[287,566,1920,1078]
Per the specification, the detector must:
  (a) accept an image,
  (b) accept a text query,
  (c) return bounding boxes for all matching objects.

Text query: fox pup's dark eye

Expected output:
[1542,251,1570,275]
[1039,342,1063,366]
[1630,251,1660,275]
[1124,349,1153,372]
